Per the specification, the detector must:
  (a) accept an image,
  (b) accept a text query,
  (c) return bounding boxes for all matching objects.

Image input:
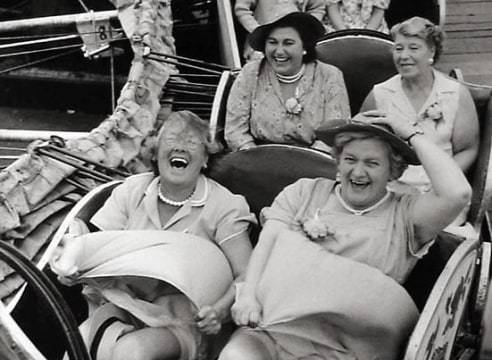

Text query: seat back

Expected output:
[464,85,492,231]
[207,145,337,243]
[209,70,235,148]
[315,30,397,115]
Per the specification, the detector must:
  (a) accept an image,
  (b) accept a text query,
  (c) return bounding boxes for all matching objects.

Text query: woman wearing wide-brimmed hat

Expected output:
[225,7,350,152]
[219,114,471,359]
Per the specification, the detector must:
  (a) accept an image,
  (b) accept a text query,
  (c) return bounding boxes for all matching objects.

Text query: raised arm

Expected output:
[451,84,480,172]
[365,113,472,244]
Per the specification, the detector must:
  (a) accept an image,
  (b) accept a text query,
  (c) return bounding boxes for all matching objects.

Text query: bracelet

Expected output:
[404,129,424,144]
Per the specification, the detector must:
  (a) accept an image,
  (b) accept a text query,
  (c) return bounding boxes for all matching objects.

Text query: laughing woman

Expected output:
[225,8,350,151]
[219,115,471,360]
[360,17,479,194]
[52,110,256,360]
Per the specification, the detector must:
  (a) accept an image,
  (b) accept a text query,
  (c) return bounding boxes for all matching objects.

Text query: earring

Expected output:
[202,163,208,170]
[428,58,434,65]
[303,50,307,55]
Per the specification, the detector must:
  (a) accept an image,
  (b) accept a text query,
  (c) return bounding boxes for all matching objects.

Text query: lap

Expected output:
[219,327,277,360]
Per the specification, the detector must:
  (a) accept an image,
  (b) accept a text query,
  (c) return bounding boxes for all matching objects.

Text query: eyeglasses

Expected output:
[161,135,203,150]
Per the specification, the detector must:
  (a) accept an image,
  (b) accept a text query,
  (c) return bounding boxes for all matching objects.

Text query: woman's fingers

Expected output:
[196,306,221,334]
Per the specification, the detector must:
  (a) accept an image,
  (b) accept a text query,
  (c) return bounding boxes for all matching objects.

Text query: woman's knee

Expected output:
[110,328,181,360]
[219,331,273,360]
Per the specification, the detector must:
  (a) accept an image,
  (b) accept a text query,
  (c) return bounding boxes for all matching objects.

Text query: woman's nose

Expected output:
[352,163,365,176]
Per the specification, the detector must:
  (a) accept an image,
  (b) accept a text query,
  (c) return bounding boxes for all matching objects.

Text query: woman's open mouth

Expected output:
[169,157,189,169]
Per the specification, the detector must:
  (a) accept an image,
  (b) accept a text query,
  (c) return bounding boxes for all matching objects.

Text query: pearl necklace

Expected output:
[158,181,194,207]
[335,185,391,216]
[276,64,305,84]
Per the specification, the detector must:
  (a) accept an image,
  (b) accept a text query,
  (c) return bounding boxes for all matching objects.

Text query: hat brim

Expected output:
[316,119,420,165]
[249,12,325,52]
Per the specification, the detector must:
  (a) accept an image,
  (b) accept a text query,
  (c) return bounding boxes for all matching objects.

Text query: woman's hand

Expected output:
[196,305,222,335]
[50,233,81,281]
[356,110,417,141]
[231,291,262,327]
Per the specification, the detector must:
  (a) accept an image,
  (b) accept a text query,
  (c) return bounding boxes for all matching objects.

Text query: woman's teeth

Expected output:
[170,157,189,169]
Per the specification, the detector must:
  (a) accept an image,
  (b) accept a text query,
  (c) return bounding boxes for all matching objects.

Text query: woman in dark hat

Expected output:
[225,7,350,152]
[219,115,471,359]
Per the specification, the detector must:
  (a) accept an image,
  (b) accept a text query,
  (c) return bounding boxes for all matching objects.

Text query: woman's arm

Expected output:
[196,231,253,334]
[305,0,326,22]
[225,66,258,151]
[451,85,480,172]
[231,220,288,326]
[327,3,347,31]
[234,0,259,33]
[365,113,472,243]
[366,7,385,31]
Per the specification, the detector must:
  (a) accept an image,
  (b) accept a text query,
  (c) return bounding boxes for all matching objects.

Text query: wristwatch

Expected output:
[404,128,424,144]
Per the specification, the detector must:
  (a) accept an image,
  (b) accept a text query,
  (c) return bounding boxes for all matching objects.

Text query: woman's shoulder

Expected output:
[285,177,336,194]
[313,60,344,76]
[122,172,155,186]
[239,58,263,76]
[206,176,250,205]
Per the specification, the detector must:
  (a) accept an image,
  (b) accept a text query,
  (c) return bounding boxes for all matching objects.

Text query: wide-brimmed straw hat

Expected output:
[316,119,420,165]
[249,6,325,52]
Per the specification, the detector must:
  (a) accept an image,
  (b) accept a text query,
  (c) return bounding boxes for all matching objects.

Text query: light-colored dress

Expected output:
[247,177,429,359]
[225,59,350,151]
[262,178,432,282]
[373,70,460,192]
[86,172,257,360]
[323,0,390,33]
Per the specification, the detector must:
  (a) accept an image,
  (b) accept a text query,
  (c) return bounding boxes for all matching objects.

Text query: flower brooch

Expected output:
[422,101,443,125]
[302,209,334,242]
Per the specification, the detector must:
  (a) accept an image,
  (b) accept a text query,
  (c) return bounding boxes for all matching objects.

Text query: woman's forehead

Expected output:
[342,138,390,158]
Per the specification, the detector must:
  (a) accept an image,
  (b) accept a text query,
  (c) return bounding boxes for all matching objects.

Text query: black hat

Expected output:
[316,119,420,165]
[249,8,325,52]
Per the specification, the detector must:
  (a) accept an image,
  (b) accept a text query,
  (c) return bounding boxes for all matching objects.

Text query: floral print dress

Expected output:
[225,59,350,150]
[323,0,390,33]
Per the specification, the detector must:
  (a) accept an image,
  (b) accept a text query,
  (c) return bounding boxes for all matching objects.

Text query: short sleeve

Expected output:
[91,181,133,231]
[214,194,257,245]
[260,180,309,226]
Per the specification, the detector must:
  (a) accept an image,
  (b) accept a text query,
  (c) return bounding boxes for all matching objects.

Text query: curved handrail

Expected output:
[403,235,480,360]
[0,241,90,360]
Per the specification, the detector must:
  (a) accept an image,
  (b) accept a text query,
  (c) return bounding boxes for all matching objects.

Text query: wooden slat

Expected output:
[445,37,492,54]
[447,2,492,15]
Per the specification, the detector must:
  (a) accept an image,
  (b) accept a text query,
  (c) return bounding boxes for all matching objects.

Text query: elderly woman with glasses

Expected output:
[51,110,256,360]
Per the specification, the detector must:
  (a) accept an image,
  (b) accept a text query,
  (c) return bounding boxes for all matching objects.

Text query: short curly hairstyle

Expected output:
[390,16,445,62]
[331,132,408,180]
[151,110,221,175]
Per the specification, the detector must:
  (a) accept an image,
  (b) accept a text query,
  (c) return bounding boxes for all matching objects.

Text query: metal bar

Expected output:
[0,34,80,51]
[164,88,215,97]
[160,100,213,106]
[0,129,88,142]
[146,54,223,75]
[167,80,218,89]
[36,148,114,182]
[46,145,131,177]
[148,51,229,71]
[0,10,119,33]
